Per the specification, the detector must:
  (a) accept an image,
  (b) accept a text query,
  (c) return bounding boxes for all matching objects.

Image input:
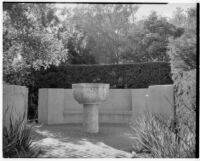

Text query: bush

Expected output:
[173,70,196,127]
[130,112,196,158]
[3,107,39,158]
[172,69,196,157]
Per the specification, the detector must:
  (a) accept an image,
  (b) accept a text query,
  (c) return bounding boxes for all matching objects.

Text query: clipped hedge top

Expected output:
[33,62,173,89]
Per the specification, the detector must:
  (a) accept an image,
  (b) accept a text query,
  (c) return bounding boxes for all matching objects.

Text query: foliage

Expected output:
[168,7,196,73]
[143,12,183,61]
[68,5,182,64]
[173,70,196,154]
[3,3,68,74]
[132,70,197,158]
[170,7,187,27]
[130,113,196,158]
[3,3,186,69]
[173,70,196,117]
[64,31,97,64]
[70,4,139,64]
[33,62,172,89]
[123,11,183,63]
[3,107,39,158]
[167,7,196,158]
[4,62,173,89]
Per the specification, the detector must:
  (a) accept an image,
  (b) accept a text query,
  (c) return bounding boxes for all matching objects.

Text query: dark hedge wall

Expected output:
[4,62,173,119]
[34,62,173,89]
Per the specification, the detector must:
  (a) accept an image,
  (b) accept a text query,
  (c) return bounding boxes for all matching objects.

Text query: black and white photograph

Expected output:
[2,1,198,158]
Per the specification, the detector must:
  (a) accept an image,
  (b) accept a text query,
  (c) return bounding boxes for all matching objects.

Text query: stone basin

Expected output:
[72,83,110,104]
[72,83,110,133]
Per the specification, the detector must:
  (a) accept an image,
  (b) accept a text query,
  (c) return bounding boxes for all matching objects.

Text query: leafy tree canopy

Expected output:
[3,3,68,74]
[3,3,194,76]
[168,7,196,73]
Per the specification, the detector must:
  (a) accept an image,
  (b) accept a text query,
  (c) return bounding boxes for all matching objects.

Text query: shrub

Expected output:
[173,70,196,129]
[3,107,39,158]
[172,69,196,157]
[130,112,196,158]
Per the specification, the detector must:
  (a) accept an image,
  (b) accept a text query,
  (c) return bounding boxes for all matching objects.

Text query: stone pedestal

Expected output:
[83,104,99,133]
[72,83,109,133]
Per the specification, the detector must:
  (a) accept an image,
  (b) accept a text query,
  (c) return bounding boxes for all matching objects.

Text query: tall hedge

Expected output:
[4,62,173,119]
[34,62,173,89]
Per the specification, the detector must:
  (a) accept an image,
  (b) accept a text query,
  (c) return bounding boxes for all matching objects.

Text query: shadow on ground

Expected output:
[31,123,136,158]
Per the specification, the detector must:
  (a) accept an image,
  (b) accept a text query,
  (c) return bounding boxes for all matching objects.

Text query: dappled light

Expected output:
[31,124,133,158]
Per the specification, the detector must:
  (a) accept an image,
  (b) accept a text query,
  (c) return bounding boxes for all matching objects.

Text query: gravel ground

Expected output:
[31,123,137,158]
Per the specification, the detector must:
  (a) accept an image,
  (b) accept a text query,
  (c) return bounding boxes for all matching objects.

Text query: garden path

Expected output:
[31,123,136,158]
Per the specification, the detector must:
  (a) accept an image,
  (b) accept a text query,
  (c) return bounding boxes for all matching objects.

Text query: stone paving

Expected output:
[31,123,136,158]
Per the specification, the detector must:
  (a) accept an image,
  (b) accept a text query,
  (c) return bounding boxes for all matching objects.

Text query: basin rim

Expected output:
[72,83,110,88]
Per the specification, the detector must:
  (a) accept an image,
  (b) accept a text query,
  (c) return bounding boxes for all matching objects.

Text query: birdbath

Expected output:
[72,83,110,133]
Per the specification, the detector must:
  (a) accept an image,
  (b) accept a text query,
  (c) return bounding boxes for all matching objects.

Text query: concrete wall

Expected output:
[38,89,133,124]
[131,89,148,114]
[38,85,174,124]
[147,85,174,119]
[3,85,28,129]
[100,89,132,111]
[38,89,48,123]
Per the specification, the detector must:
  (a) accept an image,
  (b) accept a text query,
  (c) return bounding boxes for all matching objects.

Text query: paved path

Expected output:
[31,123,136,158]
